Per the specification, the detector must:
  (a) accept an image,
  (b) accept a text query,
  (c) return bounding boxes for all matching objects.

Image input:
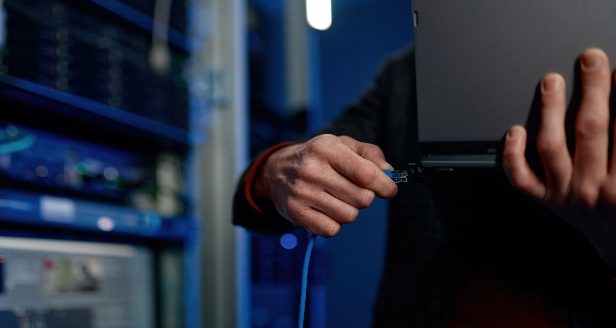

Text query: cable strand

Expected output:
[299,233,317,328]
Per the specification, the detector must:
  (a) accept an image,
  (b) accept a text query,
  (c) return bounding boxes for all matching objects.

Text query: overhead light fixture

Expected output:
[306,0,332,31]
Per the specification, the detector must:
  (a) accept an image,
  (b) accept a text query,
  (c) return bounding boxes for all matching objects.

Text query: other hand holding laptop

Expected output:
[503,48,616,269]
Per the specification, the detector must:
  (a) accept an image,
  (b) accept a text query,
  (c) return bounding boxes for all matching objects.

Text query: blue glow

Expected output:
[0,134,36,155]
[280,233,298,250]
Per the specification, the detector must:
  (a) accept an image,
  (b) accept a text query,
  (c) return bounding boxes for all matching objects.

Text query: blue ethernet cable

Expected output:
[299,233,317,328]
[298,170,409,328]
[384,169,409,183]
[386,166,433,197]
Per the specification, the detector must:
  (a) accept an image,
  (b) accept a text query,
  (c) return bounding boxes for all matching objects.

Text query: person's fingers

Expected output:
[303,189,361,224]
[338,136,395,171]
[609,72,616,177]
[285,199,342,238]
[332,155,397,198]
[287,157,376,211]
[308,136,397,198]
[316,170,376,209]
[536,73,572,201]
[572,48,611,206]
[503,125,547,200]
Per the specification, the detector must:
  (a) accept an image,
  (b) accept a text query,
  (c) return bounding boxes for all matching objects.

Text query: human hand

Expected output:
[254,134,398,237]
[503,48,616,267]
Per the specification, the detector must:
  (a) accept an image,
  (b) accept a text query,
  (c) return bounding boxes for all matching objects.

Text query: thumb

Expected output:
[338,136,394,171]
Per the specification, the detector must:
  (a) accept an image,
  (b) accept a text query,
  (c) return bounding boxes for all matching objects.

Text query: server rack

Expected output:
[0,0,201,327]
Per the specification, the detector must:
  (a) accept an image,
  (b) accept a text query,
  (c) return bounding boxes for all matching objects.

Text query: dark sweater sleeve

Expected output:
[317,53,397,146]
[232,49,405,234]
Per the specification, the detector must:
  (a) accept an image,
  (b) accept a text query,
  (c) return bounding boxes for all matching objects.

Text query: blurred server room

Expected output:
[0,0,413,328]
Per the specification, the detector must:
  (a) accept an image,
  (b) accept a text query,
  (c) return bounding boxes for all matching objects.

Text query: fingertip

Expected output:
[543,72,563,80]
[390,184,399,198]
[508,126,529,151]
[541,73,563,94]
[382,162,395,171]
[506,125,525,141]
[379,180,398,199]
[580,48,609,74]
[301,210,342,238]
[319,221,341,238]
[582,47,608,60]
[503,126,527,173]
[584,47,607,55]
[502,127,546,201]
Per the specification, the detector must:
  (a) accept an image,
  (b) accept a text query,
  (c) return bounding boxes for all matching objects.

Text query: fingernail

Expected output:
[541,75,560,94]
[383,162,395,171]
[581,53,602,71]
[507,127,520,140]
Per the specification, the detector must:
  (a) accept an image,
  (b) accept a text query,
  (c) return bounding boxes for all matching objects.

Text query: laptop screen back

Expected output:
[413,0,616,147]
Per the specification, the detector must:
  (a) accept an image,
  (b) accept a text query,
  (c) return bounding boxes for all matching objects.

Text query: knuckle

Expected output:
[354,190,375,208]
[338,135,353,143]
[321,222,341,238]
[297,159,320,180]
[365,143,384,155]
[509,173,531,191]
[572,183,599,207]
[337,207,359,224]
[576,116,607,139]
[315,134,337,146]
[536,135,563,157]
[599,182,616,205]
[287,180,306,198]
[306,136,331,154]
[305,142,324,156]
[285,197,306,220]
[354,164,377,186]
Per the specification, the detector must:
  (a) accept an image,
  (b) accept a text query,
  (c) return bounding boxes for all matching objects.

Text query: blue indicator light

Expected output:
[280,233,298,250]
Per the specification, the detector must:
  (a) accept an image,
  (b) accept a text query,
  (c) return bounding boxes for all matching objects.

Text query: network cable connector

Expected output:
[385,163,432,184]
[384,170,408,184]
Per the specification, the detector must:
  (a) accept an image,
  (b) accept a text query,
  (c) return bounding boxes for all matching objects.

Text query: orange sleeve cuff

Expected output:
[244,142,299,216]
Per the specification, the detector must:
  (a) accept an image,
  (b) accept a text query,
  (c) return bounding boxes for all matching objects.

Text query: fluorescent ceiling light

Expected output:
[306,0,332,31]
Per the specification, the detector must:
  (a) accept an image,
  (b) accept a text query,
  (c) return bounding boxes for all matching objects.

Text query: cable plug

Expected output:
[384,170,408,184]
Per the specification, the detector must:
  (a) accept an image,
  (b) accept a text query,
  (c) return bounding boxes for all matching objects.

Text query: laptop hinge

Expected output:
[419,154,499,168]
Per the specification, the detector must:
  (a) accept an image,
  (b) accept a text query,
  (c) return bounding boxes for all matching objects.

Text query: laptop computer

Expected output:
[413,0,616,169]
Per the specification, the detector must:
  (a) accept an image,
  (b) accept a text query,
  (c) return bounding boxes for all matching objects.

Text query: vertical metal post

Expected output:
[192,0,249,327]
[232,0,250,326]
[284,0,310,114]
[284,0,323,130]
